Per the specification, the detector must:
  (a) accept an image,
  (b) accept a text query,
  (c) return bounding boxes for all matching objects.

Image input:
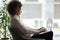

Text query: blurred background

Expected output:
[0,0,60,40]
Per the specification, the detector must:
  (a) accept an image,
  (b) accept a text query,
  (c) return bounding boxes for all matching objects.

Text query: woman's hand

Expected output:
[39,27,46,33]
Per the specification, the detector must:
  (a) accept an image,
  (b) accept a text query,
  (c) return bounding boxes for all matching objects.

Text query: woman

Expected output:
[7,0,53,40]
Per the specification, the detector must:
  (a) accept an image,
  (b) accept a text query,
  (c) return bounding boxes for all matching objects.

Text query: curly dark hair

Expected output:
[7,1,22,16]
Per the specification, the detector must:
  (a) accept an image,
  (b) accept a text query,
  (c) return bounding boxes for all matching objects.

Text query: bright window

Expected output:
[20,0,43,29]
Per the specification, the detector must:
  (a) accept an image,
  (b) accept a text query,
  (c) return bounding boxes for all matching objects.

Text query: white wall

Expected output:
[0,0,3,7]
[21,4,42,19]
[45,0,53,19]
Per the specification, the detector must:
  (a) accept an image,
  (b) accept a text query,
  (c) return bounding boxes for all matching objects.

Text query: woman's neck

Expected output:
[11,15,20,19]
[11,15,19,17]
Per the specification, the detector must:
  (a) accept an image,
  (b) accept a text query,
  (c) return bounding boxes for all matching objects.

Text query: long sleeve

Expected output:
[21,24,40,34]
[11,17,40,34]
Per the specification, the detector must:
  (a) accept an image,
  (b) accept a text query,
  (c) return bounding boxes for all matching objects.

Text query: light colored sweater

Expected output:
[10,15,40,39]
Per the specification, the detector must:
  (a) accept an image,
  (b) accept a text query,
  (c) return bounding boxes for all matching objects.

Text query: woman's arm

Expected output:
[11,18,46,34]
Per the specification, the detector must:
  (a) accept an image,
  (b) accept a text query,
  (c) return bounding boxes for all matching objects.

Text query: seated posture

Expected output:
[7,0,53,40]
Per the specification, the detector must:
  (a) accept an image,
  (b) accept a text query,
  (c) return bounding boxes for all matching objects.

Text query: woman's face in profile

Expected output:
[15,5,22,16]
